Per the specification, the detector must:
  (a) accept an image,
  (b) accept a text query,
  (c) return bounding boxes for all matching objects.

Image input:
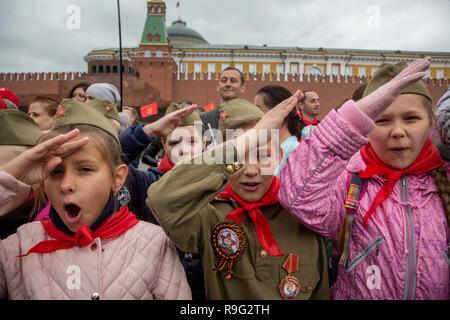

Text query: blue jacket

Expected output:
[119,124,205,300]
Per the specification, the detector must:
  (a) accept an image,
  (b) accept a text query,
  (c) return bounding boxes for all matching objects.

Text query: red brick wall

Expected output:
[1,71,448,122]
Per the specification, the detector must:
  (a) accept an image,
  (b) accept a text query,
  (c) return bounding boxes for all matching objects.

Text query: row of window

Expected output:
[180,62,446,78]
[91,65,136,74]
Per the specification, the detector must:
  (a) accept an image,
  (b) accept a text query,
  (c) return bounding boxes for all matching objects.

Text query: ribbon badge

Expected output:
[279,253,300,300]
[211,221,247,279]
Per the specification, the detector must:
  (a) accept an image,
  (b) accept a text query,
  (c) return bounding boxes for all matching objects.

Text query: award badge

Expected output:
[279,253,300,300]
[211,220,247,279]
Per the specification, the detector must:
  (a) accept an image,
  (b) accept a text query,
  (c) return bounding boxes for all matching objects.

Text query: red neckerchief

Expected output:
[218,177,284,257]
[297,110,319,126]
[359,139,444,227]
[158,155,175,173]
[24,192,36,205]
[18,205,139,257]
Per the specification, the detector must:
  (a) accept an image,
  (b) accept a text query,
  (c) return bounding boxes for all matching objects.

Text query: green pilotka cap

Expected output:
[89,98,121,123]
[166,101,204,130]
[218,98,264,131]
[363,61,432,101]
[0,109,43,146]
[51,98,119,143]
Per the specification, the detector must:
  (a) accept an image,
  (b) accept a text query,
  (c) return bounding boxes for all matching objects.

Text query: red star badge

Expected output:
[105,106,111,112]
[57,109,66,117]
[220,112,227,120]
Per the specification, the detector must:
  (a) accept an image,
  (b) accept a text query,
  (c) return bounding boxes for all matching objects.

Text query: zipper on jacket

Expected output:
[400,176,417,300]
[345,236,385,273]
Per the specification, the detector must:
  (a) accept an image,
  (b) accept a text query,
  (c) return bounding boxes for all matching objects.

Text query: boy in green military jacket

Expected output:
[147,96,329,300]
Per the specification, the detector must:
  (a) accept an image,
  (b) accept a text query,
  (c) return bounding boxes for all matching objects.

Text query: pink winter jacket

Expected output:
[0,172,191,300]
[279,101,450,300]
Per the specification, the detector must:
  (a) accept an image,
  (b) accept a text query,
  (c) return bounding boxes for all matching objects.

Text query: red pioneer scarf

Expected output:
[158,155,175,173]
[218,177,283,257]
[297,110,319,126]
[18,205,139,257]
[359,139,444,227]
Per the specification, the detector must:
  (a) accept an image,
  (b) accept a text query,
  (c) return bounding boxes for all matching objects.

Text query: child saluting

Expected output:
[279,57,450,299]
[0,99,191,300]
[147,99,329,300]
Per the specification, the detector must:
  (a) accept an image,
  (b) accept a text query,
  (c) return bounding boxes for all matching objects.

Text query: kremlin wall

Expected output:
[1,0,449,121]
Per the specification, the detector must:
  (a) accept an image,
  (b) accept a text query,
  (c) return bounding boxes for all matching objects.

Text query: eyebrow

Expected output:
[71,159,97,166]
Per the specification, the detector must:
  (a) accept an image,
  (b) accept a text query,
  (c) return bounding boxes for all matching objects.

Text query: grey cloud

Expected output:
[0,0,449,73]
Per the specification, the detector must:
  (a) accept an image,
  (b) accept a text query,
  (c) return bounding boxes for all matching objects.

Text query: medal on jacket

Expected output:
[211,220,247,279]
[279,253,300,299]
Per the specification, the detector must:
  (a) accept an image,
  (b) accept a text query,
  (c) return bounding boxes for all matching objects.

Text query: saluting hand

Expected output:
[0,129,89,186]
[142,104,198,138]
[234,90,303,158]
[357,57,431,120]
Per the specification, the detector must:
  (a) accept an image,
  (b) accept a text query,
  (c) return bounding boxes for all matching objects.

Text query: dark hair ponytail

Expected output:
[430,166,450,227]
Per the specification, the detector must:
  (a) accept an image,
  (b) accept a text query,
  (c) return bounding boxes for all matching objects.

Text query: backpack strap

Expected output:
[337,172,366,266]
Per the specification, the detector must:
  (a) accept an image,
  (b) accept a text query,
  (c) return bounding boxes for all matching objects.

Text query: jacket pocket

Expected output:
[346,236,385,273]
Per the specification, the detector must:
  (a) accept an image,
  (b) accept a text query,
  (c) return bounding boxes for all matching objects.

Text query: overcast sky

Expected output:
[0,0,449,73]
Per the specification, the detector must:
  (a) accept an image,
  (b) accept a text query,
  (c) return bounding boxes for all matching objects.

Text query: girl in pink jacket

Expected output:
[0,99,191,300]
[278,57,450,299]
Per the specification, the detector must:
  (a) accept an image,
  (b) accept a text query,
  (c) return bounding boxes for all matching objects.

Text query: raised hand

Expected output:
[143,104,198,138]
[357,57,431,120]
[254,90,304,134]
[0,129,89,186]
[234,90,303,158]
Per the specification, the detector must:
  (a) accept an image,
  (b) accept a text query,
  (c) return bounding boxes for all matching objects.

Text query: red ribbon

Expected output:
[158,155,175,173]
[218,177,284,257]
[18,205,139,257]
[359,139,444,227]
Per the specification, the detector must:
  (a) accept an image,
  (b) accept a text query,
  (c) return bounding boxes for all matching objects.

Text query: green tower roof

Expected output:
[140,14,167,45]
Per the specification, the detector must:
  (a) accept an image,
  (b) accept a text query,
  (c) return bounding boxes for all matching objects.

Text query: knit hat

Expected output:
[0,87,20,108]
[89,98,121,123]
[51,98,119,143]
[166,101,204,130]
[0,109,43,146]
[0,98,6,110]
[363,62,431,101]
[218,98,264,131]
[86,83,121,104]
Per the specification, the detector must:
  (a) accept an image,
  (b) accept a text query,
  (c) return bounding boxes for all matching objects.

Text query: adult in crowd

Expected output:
[27,96,59,131]
[296,90,320,126]
[200,67,248,143]
[67,81,90,103]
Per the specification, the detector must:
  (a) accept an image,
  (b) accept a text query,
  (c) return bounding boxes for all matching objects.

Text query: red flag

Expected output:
[204,101,215,111]
[140,102,158,118]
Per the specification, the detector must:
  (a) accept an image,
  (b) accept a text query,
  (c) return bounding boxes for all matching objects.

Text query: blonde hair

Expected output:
[31,124,123,217]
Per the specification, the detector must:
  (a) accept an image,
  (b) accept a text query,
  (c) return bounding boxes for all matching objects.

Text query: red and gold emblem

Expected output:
[279,253,300,300]
[279,275,300,300]
[211,221,247,279]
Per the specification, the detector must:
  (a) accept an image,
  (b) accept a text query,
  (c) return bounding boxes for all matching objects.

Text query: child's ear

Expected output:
[112,164,128,193]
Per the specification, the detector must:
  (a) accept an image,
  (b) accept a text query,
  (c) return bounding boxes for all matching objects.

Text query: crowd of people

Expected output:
[0,58,449,300]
